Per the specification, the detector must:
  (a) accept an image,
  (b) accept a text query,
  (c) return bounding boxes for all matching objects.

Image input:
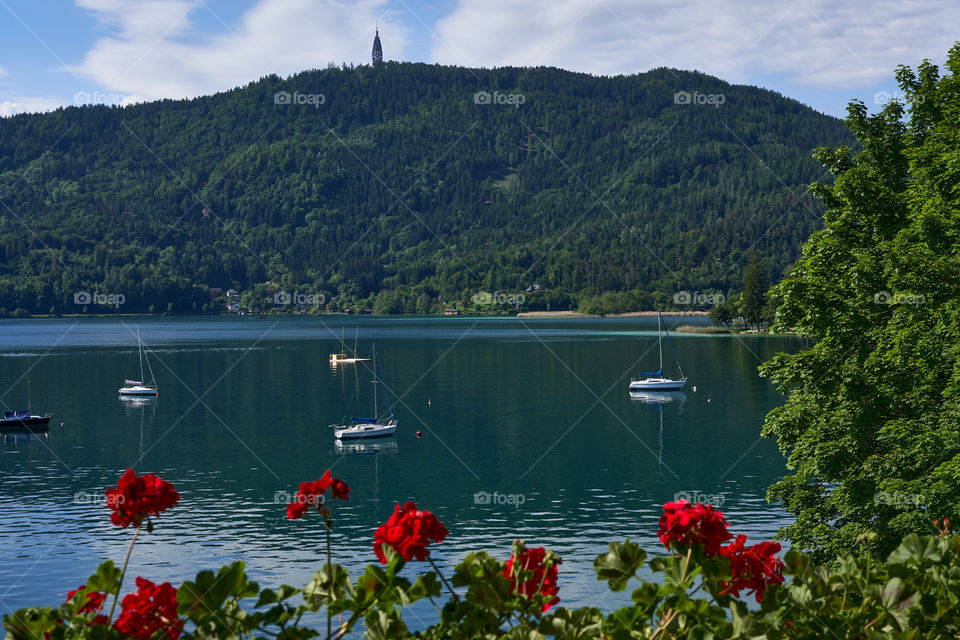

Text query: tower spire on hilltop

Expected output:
[372,24,383,67]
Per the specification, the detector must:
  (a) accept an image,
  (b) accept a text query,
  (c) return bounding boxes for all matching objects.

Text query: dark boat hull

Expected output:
[0,415,52,430]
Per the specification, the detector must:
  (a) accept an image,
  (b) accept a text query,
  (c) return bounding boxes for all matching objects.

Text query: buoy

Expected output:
[416,430,422,438]
[427,397,431,406]
[707,398,711,403]
[692,386,697,392]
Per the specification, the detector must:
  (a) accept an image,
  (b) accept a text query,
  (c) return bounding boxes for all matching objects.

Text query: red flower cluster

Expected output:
[64,585,108,626]
[286,469,350,519]
[113,577,184,640]
[373,501,448,564]
[657,500,732,556]
[719,535,784,602]
[105,468,180,528]
[503,545,561,612]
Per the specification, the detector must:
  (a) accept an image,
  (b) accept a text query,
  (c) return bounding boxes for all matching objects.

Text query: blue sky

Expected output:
[2,0,958,118]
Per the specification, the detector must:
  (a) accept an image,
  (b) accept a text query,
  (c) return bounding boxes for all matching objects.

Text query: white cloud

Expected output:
[1,97,63,117]
[431,0,960,89]
[72,0,406,100]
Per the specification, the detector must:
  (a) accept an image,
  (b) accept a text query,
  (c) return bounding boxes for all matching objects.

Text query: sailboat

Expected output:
[118,326,159,396]
[330,326,371,365]
[0,354,52,429]
[331,346,397,439]
[629,312,687,391]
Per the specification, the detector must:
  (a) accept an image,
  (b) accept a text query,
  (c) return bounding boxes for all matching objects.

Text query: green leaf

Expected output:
[408,572,442,602]
[84,560,122,595]
[539,607,604,640]
[363,609,408,640]
[303,563,352,610]
[3,608,57,640]
[178,561,258,617]
[593,540,646,591]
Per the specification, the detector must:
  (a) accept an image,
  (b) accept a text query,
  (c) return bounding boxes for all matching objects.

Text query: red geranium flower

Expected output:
[503,544,561,612]
[719,534,784,602]
[105,469,180,529]
[373,501,448,563]
[113,577,183,640]
[62,585,109,627]
[66,585,106,614]
[657,500,732,557]
[286,469,350,519]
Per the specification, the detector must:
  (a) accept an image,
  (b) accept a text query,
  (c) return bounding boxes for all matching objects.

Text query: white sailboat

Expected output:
[118,326,159,396]
[629,312,687,391]
[331,346,397,439]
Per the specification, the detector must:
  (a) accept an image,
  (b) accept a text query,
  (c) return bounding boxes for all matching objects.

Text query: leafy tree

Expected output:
[739,253,766,330]
[708,294,739,327]
[760,43,960,563]
[0,63,851,315]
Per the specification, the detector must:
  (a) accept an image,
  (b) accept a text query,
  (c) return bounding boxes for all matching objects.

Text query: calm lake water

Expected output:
[0,316,802,624]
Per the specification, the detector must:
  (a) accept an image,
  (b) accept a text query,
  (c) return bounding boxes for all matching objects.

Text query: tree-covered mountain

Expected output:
[0,62,852,315]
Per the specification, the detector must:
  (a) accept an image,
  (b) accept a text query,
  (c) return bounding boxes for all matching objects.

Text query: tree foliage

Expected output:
[0,63,849,314]
[760,43,960,563]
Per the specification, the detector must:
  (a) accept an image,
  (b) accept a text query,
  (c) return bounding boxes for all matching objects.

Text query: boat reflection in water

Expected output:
[119,394,157,410]
[1,429,50,445]
[630,390,686,473]
[628,391,686,405]
[334,438,398,456]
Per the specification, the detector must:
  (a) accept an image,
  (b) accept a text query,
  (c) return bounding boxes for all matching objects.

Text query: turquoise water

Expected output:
[0,316,802,623]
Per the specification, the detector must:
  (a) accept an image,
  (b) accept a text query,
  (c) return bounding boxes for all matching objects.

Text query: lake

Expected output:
[0,316,802,625]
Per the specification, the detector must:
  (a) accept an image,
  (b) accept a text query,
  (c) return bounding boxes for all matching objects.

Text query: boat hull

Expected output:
[0,415,52,430]
[118,386,158,396]
[629,378,687,391]
[332,421,397,439]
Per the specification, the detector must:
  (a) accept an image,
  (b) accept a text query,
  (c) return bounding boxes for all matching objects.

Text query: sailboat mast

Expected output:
[372,347,378,419]
[354,326,359,359]
[658,312,664,372]
[137,326,145,382]
[26,353,31,413]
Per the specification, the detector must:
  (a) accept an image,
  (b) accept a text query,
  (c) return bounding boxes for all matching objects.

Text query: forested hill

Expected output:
[0,62,853,315]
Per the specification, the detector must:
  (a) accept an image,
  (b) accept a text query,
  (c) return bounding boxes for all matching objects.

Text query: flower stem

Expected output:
[427,556,459,602]
[108,521,141,621]
[325,518,332,640]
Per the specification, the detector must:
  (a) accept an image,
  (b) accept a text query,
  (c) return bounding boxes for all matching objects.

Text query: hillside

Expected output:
[0,63,853,315]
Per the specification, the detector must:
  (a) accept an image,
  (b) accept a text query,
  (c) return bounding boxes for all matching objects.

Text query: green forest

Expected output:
[0,63,852,315]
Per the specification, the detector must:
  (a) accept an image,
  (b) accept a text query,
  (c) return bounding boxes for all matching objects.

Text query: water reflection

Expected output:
[630,391,686,473]
[1,429,50,445]
[118,395,157,410]
[333,438,398,456]
[628,391,686,405]
[119,395,157,462]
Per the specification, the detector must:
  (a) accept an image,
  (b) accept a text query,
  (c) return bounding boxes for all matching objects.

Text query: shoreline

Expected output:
[8,310,710,320]
[515,310,709,318]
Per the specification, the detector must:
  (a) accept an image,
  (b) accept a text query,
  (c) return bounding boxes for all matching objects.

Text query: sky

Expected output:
[1,0,959,119]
